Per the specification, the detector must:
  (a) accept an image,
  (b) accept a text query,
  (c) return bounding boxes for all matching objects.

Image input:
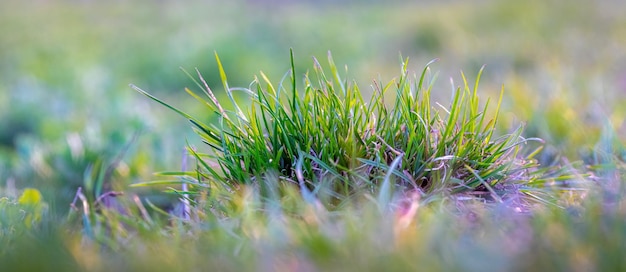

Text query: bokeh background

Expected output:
[1,0,625,213]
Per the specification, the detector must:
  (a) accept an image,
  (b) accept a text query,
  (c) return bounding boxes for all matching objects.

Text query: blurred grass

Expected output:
[1,166,625,271]
[1,0,626,270]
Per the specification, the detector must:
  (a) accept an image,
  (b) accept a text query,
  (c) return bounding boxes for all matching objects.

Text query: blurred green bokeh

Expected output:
[1,0,625,227]
[1,0,626,270]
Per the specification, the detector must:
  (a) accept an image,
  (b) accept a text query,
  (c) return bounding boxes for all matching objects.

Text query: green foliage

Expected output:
[135,51,560,207]
[1,165,623,271]
[1,0,625,270]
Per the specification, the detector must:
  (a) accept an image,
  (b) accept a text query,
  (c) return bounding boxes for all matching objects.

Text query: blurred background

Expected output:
[1,0,625,213]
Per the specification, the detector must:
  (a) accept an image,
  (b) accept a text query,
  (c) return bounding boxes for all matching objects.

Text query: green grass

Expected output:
[1,157,623,271]
[133,51,569,211]
[2,0,624,212]
[0,53,622,271]
[1,0,626,270]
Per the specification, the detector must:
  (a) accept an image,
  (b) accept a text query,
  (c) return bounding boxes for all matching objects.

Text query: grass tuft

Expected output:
[134,50,571,208]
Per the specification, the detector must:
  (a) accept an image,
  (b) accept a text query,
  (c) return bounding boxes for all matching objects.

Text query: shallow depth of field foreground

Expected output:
[1,0,626,271]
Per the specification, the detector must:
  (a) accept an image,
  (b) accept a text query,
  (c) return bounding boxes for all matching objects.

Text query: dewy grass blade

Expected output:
[186,144,222,181]
[130,84,196,121]
[215,52,247,123]
[327,50,346,96]
[130,180,208,188]
[484,86,504,144]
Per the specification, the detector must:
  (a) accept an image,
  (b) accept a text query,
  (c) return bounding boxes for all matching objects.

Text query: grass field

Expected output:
[1,0,626,271]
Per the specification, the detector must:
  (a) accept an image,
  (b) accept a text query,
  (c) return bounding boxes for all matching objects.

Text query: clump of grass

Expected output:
[132,50,560,207]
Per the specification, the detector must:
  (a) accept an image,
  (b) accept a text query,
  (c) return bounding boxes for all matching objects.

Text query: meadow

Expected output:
[1,0,625,271]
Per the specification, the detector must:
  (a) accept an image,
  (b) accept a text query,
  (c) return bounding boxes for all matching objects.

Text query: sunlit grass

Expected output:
[132,51,574,212]
[1,0,626,270]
